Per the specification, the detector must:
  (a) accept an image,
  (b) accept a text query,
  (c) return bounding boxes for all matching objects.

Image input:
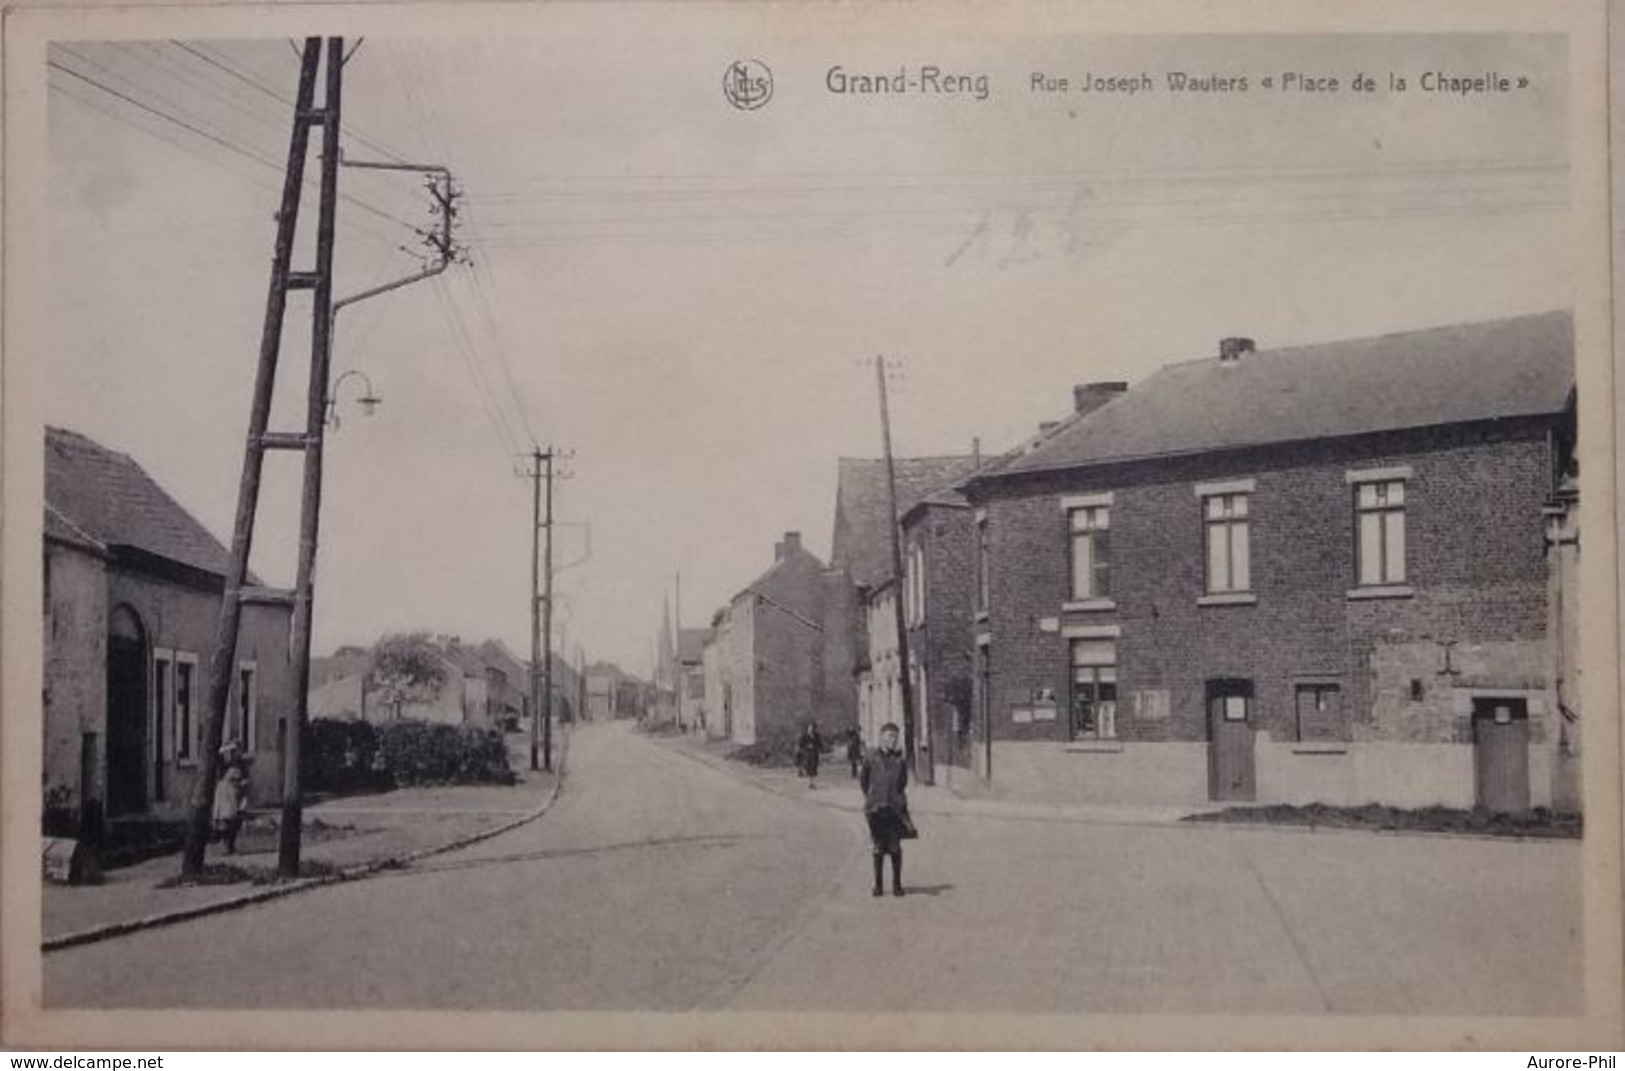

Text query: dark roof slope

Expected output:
[45,426,236,577]
[738,541,829,613]
[831,455,980,586]
[477,639,529,680]
[984,311,1573,479]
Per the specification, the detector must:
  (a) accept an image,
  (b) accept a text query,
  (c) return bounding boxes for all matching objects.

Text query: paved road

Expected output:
[46,720,1582,1014]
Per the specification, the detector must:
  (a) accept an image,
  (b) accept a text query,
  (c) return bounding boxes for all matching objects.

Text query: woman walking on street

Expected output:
[846,727,864,778]
[860,722,912,897]
[796,720,824,789]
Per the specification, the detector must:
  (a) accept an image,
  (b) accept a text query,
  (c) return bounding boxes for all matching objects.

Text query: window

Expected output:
[1204,493,1251,594]
[152,651,172,801]
[1294,683,1344,743]
[233,662,259,754]
[1069,506,1111,601]
[906,543,927,626]
[1355,479,1406,585]
[174,653,199,764]
[1069,639,1117,740]
[976,516,991,614]
[1206,678,1253,726]
[152,651,174,760]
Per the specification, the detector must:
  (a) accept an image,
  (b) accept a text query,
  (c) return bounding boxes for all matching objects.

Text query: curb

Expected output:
[656,737,1572,845]
[658,737,865,815]
[43,732,571,953]
[656,736,1184,828]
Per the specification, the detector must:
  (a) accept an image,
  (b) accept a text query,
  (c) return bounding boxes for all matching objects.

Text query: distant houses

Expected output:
[309,635,577,731]
[584,661,644,721]
[42,427,297,838]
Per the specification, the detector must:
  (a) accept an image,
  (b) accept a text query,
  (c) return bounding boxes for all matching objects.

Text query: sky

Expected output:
[43,19,1573,676]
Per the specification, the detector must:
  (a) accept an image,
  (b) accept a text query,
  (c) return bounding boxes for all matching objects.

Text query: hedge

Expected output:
[303,717,515,793]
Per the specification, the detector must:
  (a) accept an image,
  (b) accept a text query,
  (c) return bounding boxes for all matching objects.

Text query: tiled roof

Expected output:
[45,426,236,578]
[832,455,980,587]
[438,642,490,676]
[737,540,828,612]
[982,312,1573,480]
[477,639,529,681]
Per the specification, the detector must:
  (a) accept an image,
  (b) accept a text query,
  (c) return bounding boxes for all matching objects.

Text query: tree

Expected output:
[367,632,448,718]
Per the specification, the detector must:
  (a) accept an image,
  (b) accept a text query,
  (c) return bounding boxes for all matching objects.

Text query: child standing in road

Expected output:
[213,740,250,855]
[859,722,912,897]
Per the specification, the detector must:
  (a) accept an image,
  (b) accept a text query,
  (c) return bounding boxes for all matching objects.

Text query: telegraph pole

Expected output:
[179,36,461,879]
[529,446,542,771]
[542,447,555,772]
[674,571,683,731]
[182,39,323,879]
[522,445,568,771]
[278,37,345,878]
[874,357,919,773]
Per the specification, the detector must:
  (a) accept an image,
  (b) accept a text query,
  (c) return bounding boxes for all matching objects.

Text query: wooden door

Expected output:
[1207,684,1256,802]
[1473,698,1530,813]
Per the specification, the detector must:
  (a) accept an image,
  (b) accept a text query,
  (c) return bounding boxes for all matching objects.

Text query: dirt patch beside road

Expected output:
[1183,802,1581,839]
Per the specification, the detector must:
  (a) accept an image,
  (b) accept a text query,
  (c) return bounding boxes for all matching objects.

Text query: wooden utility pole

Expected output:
[529,446,543,771]
[180,37,459,879]
[874,357,919,772]
[674,572,683,730]
[278,37,345,878]
[542,447,556,772]
[182,39,324,879]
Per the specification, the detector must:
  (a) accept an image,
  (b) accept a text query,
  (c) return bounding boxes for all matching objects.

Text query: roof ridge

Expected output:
[1157,308,1571,369]
[980,310,1572,480]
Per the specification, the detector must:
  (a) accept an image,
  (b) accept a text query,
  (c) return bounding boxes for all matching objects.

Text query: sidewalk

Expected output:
[43,733,565,950]
[656,732,1197,829]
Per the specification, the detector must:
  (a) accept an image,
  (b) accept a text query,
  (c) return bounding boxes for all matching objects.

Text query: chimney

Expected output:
[1072,381,1128,416]
[778,531,802,560]
[1218,337,1256,363]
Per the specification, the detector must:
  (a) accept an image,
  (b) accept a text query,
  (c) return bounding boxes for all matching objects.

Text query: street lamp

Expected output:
[326,369,382,429]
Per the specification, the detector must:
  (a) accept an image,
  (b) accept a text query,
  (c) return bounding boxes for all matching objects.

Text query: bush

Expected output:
[376,720,515,786]
[302,718,387,794]
[304,717,515,792]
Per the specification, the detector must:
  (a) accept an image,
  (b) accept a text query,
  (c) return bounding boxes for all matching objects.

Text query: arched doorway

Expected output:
[106,604,149,816]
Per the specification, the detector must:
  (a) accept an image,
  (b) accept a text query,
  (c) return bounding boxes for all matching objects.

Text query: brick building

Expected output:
[961,312,1576,810]
[708,532,848,746]
[857,479,987,784]
[836,455,980,765]
[900,484,983,784]
[42,427,296,838]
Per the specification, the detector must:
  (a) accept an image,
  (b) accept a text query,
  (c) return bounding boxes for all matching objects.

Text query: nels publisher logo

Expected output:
[724,59,773,110]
